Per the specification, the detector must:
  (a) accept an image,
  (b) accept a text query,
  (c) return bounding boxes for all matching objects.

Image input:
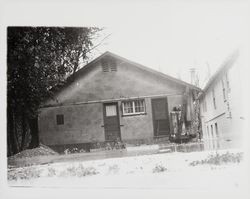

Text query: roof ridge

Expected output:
[102,51,201,91]
[202,50,239,91]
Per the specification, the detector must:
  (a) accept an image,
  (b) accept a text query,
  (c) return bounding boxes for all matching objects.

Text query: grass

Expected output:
[189,151,243,166]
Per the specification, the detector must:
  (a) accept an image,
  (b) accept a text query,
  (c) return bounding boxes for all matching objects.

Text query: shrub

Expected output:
[8,167,41,181]
[152,164,167,173]
[64,147,80,154]
[47,167,56,177]
[189,152,243,166]
[59,164,99,177]
[108,164,119,174]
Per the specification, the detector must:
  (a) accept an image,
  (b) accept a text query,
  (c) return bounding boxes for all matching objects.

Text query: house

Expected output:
[38,51,201,152]
[199,51,245,149]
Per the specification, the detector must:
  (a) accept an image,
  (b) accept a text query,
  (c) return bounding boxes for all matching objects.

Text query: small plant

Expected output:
[152,164,167,173]
[105,143,112,150]
[8,167,41,181]
[108,164,120,174]
[189,152,243,166]
[59,164,99,177]
[79,149,86,153]
[64,148,71,154]
[64,147,80,154]
[105,140,126,150]
[47,167,56,177]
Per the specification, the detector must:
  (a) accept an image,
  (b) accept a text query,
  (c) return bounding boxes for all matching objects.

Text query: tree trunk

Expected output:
[13,114,21,151]
[28,117,39,149]
[7,130,12,157]
[20,113,27,150]
[7,108,18,155]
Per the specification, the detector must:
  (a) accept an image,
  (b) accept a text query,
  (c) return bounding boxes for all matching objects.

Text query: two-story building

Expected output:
[199,51,245,149]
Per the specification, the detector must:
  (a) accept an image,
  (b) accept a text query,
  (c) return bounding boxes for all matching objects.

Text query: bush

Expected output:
[59,164,99,177]
[8,167,41,181]
[108,164,119,174]
[189,152,243,166]
[47,167,56,177]
[152,164,167,173]
[64,147,80,154]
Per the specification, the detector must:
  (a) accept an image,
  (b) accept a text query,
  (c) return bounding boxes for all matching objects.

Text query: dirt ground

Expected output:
[7,142,213,168]
[7,146,248,190]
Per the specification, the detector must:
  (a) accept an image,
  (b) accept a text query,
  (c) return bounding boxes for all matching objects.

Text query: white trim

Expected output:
[122,99,145,116]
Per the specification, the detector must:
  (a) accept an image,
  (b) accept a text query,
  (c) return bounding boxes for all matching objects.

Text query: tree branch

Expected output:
[79,33,112,59]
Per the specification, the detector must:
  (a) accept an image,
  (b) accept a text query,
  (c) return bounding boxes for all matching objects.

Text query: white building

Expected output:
[199,51,245,149]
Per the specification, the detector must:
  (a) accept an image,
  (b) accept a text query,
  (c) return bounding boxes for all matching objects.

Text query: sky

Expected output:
[86,0,249,88]
[0,0,249,89]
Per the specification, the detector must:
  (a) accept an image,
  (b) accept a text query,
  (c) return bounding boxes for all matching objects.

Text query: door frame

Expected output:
[102,102,121,141]
[151,97,170,137]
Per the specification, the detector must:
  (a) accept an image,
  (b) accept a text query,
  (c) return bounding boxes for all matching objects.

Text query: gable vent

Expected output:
[110,59,117,71]
[101,57,117,72]
[101,59,109,72]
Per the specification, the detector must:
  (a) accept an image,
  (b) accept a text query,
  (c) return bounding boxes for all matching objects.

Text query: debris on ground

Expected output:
[9,144,58,159]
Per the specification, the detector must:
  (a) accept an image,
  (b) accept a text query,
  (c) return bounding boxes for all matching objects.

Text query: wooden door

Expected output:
[103,103,121,141]
[151,98,170,137]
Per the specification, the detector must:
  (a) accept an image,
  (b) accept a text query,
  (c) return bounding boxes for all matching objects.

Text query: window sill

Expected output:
[122,112,147,117]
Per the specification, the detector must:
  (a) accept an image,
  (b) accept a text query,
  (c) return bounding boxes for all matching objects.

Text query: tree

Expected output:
[7,27,102,156]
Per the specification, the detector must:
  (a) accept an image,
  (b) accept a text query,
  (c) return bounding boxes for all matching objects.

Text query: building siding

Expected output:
[200,53,244,149]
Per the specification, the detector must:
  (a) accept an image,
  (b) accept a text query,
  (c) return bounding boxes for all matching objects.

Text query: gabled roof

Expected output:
[66,51,201,91]
[202,50,239,92]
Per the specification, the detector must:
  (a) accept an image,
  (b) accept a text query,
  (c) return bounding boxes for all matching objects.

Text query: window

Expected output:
[122,99,145,115]
[106,105,117,116]
[212,89,216,109]
[215,123,219,137]
[221,79,226,102]
[56,114,64,125]
[225,72,230,92]
[211,124,214,138]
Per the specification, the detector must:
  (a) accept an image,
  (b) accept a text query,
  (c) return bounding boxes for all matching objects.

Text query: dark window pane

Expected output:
[56,114,64,125]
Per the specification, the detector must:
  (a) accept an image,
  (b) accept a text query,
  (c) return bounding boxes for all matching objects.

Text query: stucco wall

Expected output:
[39,95,184,146]
[39,103,105,145]
[39,59,192,146]
[44,61,185,106]
[119,98,153,141]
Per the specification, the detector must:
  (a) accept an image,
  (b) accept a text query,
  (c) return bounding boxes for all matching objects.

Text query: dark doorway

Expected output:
[103,102,121,141]
[151,98,170,137]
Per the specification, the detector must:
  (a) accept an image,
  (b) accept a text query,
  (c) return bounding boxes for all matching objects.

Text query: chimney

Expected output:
[190,68,196,85]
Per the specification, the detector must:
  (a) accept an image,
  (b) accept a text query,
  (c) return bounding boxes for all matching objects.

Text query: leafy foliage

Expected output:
[8,167,42,181]
[7,27,102,155]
